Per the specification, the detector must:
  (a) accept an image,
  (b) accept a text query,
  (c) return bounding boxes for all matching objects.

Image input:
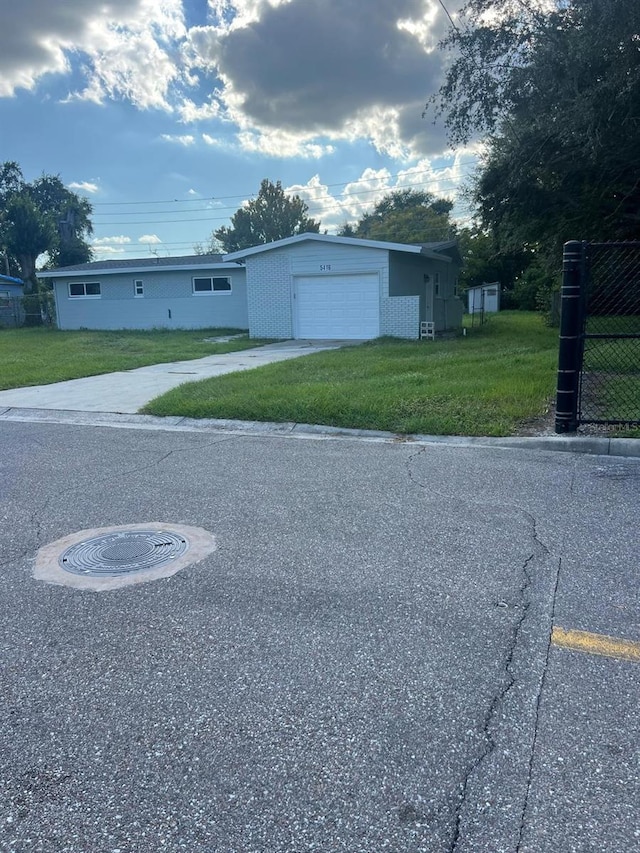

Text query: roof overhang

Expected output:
[223,232,454,263]
[0,274,23,285]
[38,261,241,279]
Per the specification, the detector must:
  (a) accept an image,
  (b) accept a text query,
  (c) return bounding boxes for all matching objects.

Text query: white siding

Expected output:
[247,241,397,339]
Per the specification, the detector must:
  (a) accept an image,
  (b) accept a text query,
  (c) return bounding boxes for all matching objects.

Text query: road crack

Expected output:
[404,445,559,853]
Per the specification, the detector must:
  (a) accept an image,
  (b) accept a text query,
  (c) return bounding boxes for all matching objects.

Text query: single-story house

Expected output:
[0,273,25,327]
[39,234,463,339]
[224,233,463,339]
[38,255,248,331]
[468,282,500,314]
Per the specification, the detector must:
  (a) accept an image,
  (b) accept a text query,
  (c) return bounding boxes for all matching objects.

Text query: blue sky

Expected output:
[0,0,476,260]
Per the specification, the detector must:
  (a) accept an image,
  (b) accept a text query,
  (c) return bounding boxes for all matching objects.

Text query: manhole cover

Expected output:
[59,530,189,577]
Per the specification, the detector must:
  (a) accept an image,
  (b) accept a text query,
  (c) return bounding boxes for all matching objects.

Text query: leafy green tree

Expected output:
[3,195,56,293]
[0,162,94,289]
[211,179,321,252]
[30,174,94,268]
[0,161,25,277]
[432,0,640,257]
[339,189,455,243]
[456,226,538,308]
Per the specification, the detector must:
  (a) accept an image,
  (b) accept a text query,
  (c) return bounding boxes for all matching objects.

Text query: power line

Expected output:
[91,173,478,227]
[88,159,480,211]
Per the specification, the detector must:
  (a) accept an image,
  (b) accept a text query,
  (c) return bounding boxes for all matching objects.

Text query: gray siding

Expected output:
[52,267,247,330]
[388,251,463,333]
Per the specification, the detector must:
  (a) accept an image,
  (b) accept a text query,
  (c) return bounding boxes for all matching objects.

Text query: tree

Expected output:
[3,195,56,291]
[30,174,94,268]
[211,179,321,252]
[0,161,25,277]
[432,0,640,258]
[0,162,94,291]
[338,189,455,243]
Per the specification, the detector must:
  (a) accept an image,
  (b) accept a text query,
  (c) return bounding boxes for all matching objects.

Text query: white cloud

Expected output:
[177,97,221,123]
[161,133,196,146]
[285,153,479,232]
[237,130,335,159]
[93,235,132,245]
[138,234,163,244]
[0,0,464,158]
[75,0,187,110]
[92,245,127,258]
[68,180,100,194]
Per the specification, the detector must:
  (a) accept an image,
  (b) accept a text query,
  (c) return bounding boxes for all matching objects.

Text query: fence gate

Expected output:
[556,241,640,433]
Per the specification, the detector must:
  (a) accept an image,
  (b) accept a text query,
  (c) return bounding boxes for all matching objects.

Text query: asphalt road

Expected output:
[1,420,638,852]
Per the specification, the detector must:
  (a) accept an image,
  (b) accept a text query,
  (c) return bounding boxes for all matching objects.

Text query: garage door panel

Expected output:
[295,275,380,339]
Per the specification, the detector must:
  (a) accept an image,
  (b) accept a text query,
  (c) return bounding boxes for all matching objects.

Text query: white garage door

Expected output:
[295,274,380,339]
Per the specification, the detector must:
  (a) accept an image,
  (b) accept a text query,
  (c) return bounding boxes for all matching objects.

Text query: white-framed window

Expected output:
[192,276,232,295]
[134,279,144,297]
[69,282,101,298]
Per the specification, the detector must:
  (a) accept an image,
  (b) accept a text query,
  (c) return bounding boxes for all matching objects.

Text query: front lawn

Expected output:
[142,313,560,436]
[0,327,263,390]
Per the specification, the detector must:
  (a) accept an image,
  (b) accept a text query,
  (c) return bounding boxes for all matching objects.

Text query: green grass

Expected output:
[0,327,264,390]
[143,312,560,436]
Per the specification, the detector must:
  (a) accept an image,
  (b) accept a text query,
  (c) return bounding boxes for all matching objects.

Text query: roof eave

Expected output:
[223,232,456,262]
[38,261,240,279]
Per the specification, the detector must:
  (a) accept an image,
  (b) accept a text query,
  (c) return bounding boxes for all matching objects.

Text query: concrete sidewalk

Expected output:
[0,339,348,414]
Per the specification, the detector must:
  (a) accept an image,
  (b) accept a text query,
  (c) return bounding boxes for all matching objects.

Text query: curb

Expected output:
[0,406,639,458]
[0,408,640,458]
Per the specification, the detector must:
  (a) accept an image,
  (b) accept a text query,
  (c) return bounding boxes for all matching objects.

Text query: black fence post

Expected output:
[555,241,584,433]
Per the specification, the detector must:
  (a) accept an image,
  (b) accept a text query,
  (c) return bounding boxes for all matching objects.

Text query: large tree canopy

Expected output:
[0,162,94,291]
[432,0,640,265]
[211,179,321,253]
[339,189,455,244]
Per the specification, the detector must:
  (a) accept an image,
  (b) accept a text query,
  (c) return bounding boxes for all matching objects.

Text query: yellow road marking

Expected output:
[552,626,640,663]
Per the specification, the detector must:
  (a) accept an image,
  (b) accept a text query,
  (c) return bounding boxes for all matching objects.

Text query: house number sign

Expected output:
[320,264,332,271]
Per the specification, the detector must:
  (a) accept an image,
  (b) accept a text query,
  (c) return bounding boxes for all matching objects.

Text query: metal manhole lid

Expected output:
[59,529,189,577]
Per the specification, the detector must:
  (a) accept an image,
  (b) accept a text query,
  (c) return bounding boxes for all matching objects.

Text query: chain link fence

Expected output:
[556,241,640,432]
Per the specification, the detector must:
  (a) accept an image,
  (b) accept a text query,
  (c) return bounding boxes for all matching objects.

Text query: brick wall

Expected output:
[380,295,420,339]
[247,253,293,338]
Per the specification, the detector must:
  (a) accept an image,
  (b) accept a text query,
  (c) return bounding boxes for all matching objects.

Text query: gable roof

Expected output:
[223,233,457,262]
[38,254,237,279]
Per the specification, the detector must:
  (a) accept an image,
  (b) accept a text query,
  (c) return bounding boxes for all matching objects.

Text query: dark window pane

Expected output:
[69,283,84,296]
[212,278,231,291]
[193,278,212,292]
[85,282,101,296]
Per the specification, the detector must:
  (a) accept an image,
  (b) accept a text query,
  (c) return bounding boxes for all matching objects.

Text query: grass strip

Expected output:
[143,313,560,436]
[0,327,263,390]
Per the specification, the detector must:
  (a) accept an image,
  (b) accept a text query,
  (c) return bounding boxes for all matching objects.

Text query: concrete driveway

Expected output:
[1,418,639,852]
[0,339,351,414]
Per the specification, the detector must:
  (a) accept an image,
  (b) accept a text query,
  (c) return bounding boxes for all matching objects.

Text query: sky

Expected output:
[0,0,477,261]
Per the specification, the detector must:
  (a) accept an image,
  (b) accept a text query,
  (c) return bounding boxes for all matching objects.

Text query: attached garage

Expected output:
[295,274,380,339]
[224,233,463,340]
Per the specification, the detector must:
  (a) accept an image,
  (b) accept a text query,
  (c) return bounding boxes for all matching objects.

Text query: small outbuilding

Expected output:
[224,233,463,340]
[38,255,247,331]
[467,282,501,315]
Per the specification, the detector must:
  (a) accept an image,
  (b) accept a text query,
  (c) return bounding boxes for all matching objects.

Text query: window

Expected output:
[69,282,101,298]
[193,276,232,294]
[134,279,144,297]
